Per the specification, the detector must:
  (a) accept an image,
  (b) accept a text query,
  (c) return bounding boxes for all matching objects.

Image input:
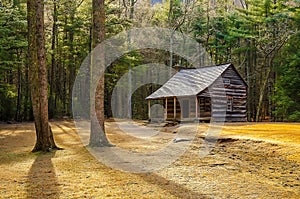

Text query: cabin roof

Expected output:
[146,63,237,100]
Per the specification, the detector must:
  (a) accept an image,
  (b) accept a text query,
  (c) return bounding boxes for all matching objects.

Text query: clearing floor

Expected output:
[0,120,300,198]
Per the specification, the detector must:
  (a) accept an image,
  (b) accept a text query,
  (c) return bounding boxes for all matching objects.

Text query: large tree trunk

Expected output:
[89,0,111,147]
[68,11,75,117]
[49,0,58,119]
[27,0,59,152]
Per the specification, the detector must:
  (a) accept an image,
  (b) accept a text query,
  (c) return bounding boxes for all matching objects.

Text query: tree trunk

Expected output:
[68,11,75,117]
[246,39,251,121]
[27,0,59,152]
[89,0,111,147]
[129,0,135,20]
[49,0,58,119]
[15,61,21,122]
[255,58,272,122]
[168,0,173,25]
[23,62,30,121]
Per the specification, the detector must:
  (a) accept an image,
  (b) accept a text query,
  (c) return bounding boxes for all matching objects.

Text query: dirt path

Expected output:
[0,121,300,198]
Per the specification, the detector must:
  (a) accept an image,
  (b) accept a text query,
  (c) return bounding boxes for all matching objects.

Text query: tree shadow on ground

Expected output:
[26,151,60,199]
[137,173,210,199]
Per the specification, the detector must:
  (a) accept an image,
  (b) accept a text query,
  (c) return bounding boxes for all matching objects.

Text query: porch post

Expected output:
[165,98,168,120]
[148,100,151,120]
[174,97,176,119]
[195,96,198,119]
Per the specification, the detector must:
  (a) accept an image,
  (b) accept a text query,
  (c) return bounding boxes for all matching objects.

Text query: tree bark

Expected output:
[89,0,111,147]
[15,61,21,122]
[49,0,58,119]
[255,58,272,122]
[68,11,75,117]
[27,0,59,152]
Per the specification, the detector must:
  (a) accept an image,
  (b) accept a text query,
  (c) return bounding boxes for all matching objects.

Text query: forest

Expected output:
[1,1,300,197]
[0,0,299,122]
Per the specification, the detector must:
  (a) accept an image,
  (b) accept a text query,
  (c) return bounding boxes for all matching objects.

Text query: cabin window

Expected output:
[227,97,233,111]
[223,78,230,86]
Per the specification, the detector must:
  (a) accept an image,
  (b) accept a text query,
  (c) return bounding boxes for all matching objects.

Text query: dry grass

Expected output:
[221,123,300,144]
[0,121,300,198]
[221,123,300,161]
[0,121,200,199]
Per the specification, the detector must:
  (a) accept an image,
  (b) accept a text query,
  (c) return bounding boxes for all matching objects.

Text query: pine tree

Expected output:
[27,0,59,151]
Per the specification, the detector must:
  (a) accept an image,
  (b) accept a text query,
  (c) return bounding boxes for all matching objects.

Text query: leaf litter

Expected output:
[0,121,300,198]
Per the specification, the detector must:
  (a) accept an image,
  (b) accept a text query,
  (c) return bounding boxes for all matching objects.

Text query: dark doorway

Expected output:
[182,99,189,118]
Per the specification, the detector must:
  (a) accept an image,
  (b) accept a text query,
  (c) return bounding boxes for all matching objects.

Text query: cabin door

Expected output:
[182,99,190,118]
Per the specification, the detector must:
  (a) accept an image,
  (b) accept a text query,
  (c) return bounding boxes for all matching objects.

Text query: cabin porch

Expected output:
[147,96,212,122]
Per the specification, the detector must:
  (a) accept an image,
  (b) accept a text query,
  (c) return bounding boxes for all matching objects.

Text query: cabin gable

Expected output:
[220,65,247,122]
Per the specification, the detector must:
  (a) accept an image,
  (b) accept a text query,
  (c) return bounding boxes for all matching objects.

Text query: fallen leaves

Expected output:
[0,121,300,198]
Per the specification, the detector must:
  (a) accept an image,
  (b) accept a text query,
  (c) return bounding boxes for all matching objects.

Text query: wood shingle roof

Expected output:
[146,63,232,100]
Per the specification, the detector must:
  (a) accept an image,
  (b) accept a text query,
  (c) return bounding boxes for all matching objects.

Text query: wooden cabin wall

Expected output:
[221,65,247,122]
[198,97,211,118]
[200,85,227,122]
[166,98,174,119]
[199,66,247,122]
[175,100,181,119]
[166,98,181,120]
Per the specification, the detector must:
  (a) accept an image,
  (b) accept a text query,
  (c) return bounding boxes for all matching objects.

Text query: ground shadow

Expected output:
[26,151,60,199]
[0,123,35,153]
[0,123,36,165]
[137,173,210,199]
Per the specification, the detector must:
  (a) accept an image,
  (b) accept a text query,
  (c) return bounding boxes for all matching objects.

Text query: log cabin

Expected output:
[146,63,247,122]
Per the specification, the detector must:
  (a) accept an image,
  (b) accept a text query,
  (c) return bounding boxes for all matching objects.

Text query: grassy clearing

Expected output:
[221,123,300,144]
[0,121,300,198]
[221,123,300,161]
[0,121,196,198]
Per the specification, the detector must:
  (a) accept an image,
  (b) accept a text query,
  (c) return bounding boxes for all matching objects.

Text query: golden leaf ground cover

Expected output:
[0,121,300,198]
[221,123,300,161]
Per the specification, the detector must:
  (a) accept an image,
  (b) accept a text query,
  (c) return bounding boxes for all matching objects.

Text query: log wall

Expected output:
[222,65,247,122]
